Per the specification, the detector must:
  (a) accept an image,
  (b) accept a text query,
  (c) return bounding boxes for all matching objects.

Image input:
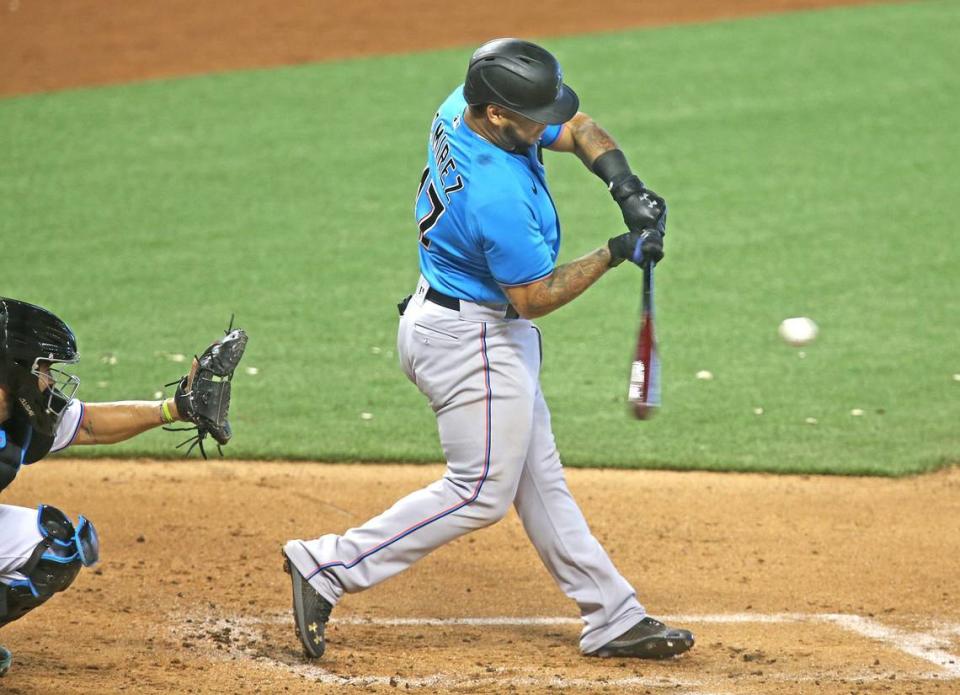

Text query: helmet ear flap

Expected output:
[8,362,56,435]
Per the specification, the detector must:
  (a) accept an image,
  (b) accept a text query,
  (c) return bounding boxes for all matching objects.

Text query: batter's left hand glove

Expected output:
[610,176,666,236]
[608,228,664,268]
[166,320,248,458]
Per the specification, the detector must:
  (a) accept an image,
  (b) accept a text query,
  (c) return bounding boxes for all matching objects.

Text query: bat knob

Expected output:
[631,402,657,420]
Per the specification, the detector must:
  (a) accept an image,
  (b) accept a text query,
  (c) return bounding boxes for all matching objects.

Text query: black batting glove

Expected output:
[592,150,667,235]
[608,228,664,268]
[611,175,667,235]
[592,150,668,266]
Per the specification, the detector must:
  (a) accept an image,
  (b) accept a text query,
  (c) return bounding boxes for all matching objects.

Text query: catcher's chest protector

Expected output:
[0,407,53,493]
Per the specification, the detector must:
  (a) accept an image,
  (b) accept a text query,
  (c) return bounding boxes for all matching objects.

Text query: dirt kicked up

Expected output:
[2,459,958,694]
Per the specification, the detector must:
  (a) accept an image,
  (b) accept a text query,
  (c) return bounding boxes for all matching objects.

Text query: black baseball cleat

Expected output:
[588,616,694,659]
[282,551,333,659]
[0,644,11,677]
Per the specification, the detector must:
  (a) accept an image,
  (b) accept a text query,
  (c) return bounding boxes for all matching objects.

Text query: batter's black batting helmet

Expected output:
[463,38,579,125]
[0,298,80,435]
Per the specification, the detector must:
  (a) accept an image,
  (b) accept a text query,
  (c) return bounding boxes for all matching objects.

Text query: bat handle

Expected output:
[642,261,654,311]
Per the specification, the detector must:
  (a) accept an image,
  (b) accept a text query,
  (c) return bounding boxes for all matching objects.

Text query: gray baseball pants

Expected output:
[284,276,645,653]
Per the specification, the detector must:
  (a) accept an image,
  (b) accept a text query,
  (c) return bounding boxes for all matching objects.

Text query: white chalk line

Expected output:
[325,612,960,678]
[172,611,960,690]
[175,615,714,692]
[187,612,785,628]
[331,611,960,676]
[818,613,960,678]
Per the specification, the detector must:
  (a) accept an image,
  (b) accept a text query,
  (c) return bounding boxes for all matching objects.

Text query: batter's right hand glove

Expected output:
[610,176,667,236]
[166,321,248,458]
[608,228,664,268]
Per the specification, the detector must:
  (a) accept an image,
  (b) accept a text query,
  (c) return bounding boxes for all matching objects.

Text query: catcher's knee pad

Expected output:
[0,504,99,627]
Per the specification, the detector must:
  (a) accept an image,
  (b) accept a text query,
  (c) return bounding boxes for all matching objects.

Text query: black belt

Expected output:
[397,288,519,319]
[425,287,460,311]
[427,287,520,319]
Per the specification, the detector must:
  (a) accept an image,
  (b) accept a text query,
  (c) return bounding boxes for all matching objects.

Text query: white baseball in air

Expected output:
[778,317,818,347]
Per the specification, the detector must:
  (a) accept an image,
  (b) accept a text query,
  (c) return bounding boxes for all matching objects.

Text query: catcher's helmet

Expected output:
[463,38,579,125]
[0,298,80,435]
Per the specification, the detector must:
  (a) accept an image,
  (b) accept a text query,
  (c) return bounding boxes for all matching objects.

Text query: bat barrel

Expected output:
[628,260,659,420]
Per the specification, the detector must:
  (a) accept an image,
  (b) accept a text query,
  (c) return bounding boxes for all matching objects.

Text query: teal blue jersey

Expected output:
[414,86,564,303]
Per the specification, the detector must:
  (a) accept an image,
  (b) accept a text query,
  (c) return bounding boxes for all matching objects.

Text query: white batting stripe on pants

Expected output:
[284,280,644,653]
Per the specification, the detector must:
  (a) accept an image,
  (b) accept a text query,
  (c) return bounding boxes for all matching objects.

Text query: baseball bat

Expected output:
[628,261,660,420]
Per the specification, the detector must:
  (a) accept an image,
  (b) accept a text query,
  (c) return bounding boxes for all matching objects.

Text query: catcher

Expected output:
[0,297,247,677]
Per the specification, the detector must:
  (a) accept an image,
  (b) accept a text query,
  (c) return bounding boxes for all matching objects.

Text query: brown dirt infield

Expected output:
[2,460,959,693]
[5,1,956,693]
[1,0,892,97]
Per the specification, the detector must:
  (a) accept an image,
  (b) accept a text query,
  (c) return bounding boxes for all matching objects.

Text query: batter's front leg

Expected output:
[285,317,537,605]
[512,388,646,654]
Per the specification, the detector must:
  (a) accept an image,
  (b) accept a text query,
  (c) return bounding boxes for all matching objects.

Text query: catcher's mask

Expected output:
[463,38,579,125]
[0,298,80,436]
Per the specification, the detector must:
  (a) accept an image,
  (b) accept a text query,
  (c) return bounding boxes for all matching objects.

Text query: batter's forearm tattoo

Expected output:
[526,247,611,316]
[570,115,618,165]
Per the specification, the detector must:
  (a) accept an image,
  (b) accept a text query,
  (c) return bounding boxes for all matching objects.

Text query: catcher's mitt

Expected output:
[166,320,248,458]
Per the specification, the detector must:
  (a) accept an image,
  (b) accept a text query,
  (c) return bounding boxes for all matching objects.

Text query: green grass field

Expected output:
[2,1,957,475]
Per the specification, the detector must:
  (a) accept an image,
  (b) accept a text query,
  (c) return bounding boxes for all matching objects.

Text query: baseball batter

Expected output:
[0,298,246,677]
[283,38,693,660]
